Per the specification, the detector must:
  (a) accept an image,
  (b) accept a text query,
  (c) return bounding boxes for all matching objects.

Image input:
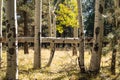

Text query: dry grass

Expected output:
[0,47,120,80]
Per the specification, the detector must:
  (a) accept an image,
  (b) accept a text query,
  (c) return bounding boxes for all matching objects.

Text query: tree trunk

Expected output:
[89,0,104,74]
[0,0,3,68]
[46,0,57,67]
[6,0,18,79]
[110,0,119,74]
[23,0,29,54]
[34,0,42,69]
[48,0,52,37]
[111,48,116,75]
[72,43,77,56]
[72,27,78,56]
[77,0,85,73]
[52,13,56,37]
[46,41,55,67]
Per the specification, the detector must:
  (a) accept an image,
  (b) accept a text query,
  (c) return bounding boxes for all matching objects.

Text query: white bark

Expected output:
[72,27,78,56]
[89,0,104,72]
[6,0,18,79]
[48,0,52,37]
[77,0,85,72]
[34,0,42,69]
[0,0,3,68]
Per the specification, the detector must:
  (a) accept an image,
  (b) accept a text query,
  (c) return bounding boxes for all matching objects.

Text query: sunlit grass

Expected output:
[0,47,120,80]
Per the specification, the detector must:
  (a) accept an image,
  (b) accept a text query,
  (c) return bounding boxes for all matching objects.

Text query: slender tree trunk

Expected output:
[23,0,29,54]
[48,0,52,37]
[110,0,119,74]
[6,0,18,79]
[46,0,57,67]
[46,12,56,67]
[72,27,78,56]
[77,0,85,73]
[111,48,117,75]
[34,0,42,69]
[89,0,104,74]
[52,13,56,37]
[0,0,3,68]
[46,41,55,67]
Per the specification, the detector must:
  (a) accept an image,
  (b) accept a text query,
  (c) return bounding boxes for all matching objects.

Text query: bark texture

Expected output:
[34,0,42,69]
[23,0,29,54]
[46,41,55,67]
[6,0,18,79]
[77,0,85,73]
[72,27,78,56]
[89,0,104,73]
[110,0,120,75]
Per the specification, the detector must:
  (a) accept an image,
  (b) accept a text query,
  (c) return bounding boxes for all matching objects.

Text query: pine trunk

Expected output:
[23,0,29,54]
[0,0,3,68]
[34,0,42,69]
[77,0,85,73]
[111,48,116,75]
[110,0,119,75]
[89,0,104,74]
[6,0,18,79]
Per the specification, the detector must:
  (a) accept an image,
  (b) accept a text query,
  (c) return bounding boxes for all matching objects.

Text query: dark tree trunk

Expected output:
[111,48,116,75]
[23,0,29,54]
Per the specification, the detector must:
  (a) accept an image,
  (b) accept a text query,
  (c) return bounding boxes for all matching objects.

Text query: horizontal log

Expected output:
[0,37,93,43]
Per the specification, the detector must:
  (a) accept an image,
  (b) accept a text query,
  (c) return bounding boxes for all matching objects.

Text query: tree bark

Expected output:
[46,41,55,67]
[72,27,78,56]
[89,0,104,74]
[34,0,42,69]
[77,0,85,73]
[6,0,18,79]
[111,48,116,75]
[48,0,52,37]
[23,0,29,54]
[110,0,119,74]
[0,0,3,68]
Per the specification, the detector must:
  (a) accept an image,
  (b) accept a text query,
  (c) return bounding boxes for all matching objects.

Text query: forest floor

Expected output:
[0,47,120,80]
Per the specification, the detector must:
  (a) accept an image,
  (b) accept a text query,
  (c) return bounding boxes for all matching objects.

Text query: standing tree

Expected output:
[6,0,18,79]
[34,0,42,69]
[77,0,85,73]
[46,0,60,67]
[0,0,3,68]
[23,0,29,54]
[110,0,120,75]
[89,0,104,73]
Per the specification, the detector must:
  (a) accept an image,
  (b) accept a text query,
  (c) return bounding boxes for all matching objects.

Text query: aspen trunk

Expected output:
[46,0,57,67]
[72,27,78,56]
[89,0,104,73]
[48,0,52,37]
[6,0,18,79]
[34,0,42,69]
[46,41,55,67]
[77,0,85,73]
[0,0,3,68]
